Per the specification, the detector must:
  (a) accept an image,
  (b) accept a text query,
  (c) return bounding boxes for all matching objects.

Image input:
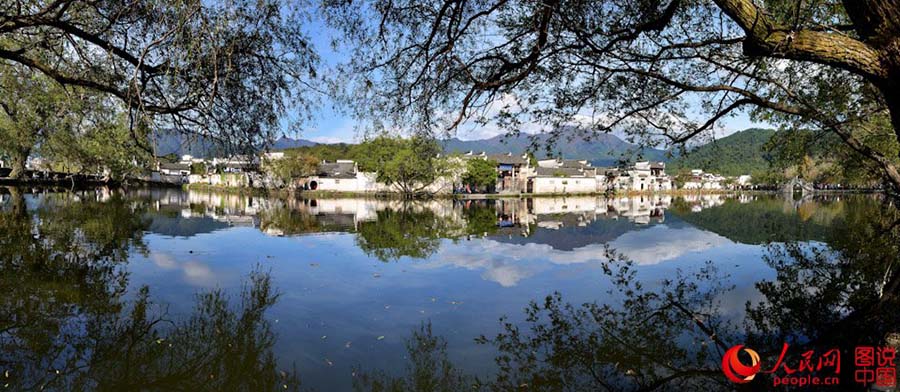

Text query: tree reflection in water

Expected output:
[354,197,900,391]
[3,188,899,391]
[0,188,301,391]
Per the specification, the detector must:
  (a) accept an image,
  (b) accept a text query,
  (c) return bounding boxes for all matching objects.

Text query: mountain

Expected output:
[154,131,318,158]
[442,131,669,166]
[668,128,776,176]
[154,127,666,165]
[154,130,221,158]
[270,137,318,150]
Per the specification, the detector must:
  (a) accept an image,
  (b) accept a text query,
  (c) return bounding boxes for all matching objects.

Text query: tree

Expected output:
[0,0,318,153]
[325,0,900,192]
[356,136,446,196]
[463,158,497,191]
[263,153,319,188]
[0,67,82,178]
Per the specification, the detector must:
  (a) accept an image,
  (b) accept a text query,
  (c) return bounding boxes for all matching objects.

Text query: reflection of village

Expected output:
[134,188,746,238]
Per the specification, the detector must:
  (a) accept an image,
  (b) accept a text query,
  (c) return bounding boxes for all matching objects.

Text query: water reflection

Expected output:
[0,188,299,391]
[1,187,897,391]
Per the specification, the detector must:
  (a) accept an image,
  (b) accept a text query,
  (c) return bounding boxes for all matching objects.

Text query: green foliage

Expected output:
[0,189,302,391]
[463,158,497,189]
[356,136,445,195]
[263,153,319,186]
[668,197,835,244]
[355,207,450,261]
[0,0,319,152]
[353,322,475,392]
[191,162,208,175]
[285,143,364,163]
[42,114,153,180]
[668,128,776,176]
[0,67,80,177]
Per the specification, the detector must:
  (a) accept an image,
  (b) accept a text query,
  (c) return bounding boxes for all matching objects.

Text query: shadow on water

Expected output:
[0,187,301,391]
[352,195,900,391]
[2,187,899,391]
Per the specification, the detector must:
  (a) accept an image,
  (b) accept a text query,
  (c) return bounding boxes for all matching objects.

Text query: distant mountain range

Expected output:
[154,131,316,158]
[155,129,669,165]
[441,131,669,166]
[668,128,776,176]
[155,128,778,174]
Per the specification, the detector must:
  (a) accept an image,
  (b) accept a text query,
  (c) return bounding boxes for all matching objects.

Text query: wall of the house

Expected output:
[531,176,597,194]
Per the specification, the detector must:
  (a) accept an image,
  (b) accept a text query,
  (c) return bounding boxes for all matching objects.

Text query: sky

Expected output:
[292,20,769,145]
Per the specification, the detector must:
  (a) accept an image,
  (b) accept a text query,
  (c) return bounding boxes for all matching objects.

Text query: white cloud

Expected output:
[608,225,732,265]
[150,252,218,286]
[415,224,735,287]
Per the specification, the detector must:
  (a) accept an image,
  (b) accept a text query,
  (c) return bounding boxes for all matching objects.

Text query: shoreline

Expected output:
[3,178,884,199]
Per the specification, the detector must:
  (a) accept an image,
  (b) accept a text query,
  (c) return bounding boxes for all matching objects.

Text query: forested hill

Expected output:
[442,131,668,166]
[668,128,776,176]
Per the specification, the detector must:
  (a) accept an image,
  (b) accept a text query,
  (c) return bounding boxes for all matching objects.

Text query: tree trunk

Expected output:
[8,147,29,180]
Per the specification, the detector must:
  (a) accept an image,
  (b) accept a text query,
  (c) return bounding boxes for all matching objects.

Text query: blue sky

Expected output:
[294,20,768,144]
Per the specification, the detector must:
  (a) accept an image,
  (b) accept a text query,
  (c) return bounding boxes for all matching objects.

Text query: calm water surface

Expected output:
[1,187,898,391]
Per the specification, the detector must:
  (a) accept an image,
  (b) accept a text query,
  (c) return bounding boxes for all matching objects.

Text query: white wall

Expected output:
[532,176,597,194]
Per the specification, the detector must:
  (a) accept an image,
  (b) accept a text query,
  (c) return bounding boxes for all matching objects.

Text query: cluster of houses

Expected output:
[304,151,732,194]
[152,150,739,194]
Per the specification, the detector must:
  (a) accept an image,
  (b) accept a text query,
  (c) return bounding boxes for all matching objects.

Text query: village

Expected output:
[151,150,751,196]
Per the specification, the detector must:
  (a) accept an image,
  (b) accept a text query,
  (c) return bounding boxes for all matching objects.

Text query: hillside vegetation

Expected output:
[668,128,776,176]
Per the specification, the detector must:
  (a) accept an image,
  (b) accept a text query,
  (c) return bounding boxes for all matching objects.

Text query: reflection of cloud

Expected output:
[424,225,735,286]
[609,226,732,265]
[150,252,217,286]
[427,241,550,287]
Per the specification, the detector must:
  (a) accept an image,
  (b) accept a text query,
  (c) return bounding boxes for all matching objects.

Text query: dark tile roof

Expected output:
[487,153,527,165]
[317,161,357,178]
[535,167,591,177]
[223,162,258,170]
[159,162,191,171]
[560,159,591,169]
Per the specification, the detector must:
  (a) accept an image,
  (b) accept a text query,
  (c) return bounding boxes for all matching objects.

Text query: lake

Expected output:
[1,187,898,391]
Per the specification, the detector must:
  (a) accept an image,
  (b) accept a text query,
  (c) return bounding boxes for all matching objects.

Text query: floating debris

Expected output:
[376,336,385,341]
[321,335,327,340]
[325,358,334,366]
[310,263,319,267]
[345,341,352,348]
[372,273,381,278]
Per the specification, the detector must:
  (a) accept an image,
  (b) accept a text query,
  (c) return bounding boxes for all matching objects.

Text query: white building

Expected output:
[610,161,673,192]
[682,169,725,190]
[529,158,599,194]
